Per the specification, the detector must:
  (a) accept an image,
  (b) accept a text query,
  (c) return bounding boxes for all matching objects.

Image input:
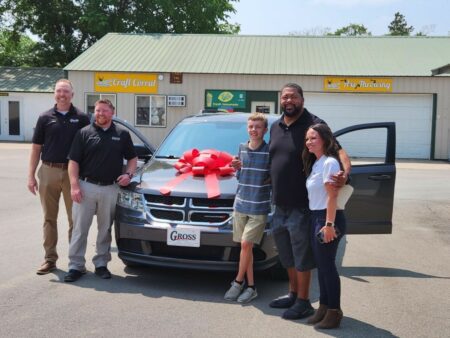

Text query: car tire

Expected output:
[269,260,288,280]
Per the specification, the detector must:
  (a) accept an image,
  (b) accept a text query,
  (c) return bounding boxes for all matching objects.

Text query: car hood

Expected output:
[136,158,237,199]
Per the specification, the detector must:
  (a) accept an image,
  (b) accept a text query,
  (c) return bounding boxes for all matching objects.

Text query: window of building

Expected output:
[167,95,186,107]
[135,95,166,127]
[85,93,117,118]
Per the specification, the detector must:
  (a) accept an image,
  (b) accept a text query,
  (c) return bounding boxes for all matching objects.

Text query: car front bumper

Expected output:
[114,205,279,272]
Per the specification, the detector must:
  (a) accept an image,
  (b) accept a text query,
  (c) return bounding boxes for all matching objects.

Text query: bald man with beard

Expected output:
[268,83,351,320]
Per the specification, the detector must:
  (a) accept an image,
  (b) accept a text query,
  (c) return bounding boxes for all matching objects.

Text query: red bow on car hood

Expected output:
[159,149,235,198]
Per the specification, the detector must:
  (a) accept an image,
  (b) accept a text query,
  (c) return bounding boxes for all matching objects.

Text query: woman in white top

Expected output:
[303,123,346,329]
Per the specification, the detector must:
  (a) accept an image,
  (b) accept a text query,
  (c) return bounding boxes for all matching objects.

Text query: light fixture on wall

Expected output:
[158,74,164,81]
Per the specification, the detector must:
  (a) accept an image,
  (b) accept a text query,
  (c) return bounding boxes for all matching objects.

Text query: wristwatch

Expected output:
[325,222,335,227]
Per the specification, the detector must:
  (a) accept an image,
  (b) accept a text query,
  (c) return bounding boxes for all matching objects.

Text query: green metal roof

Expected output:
[65,34,450,77]
[431,63,450,76]
[0,67,64,92]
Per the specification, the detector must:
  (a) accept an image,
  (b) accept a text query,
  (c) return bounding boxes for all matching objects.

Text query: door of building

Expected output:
[306,93,433,159]
[0,98,22,141]
[251,101,275,114]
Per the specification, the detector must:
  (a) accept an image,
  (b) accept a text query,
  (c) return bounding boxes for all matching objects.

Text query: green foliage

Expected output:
[289,26,331,36]
[329,24,371,36]
[0,30,37,66]
[388,12,414,36]
[0,0,240,67]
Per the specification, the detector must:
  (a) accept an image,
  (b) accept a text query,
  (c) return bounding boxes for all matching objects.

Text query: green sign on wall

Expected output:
[205,90,246,109]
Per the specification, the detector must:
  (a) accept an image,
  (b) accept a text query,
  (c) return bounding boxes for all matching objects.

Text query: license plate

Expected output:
[167,227,201,247]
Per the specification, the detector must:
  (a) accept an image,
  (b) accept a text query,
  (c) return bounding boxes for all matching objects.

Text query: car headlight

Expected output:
[117,190,145,212]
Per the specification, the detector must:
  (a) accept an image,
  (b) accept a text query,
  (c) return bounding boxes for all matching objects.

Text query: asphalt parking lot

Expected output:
[0,142,449,337]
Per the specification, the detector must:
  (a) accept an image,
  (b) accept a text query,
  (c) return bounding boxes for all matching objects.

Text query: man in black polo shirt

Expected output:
[28,79,90,275]
[269,83,351,320]
[64,99,137,282]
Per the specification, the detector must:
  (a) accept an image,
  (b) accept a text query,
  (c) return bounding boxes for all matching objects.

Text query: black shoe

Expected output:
[269,292,297,308]
[282,299,314,320]
[95,266,111,279]
[64,269,84,282]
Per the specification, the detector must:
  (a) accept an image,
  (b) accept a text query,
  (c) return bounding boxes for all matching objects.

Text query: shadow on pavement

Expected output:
[334,235,448,282]
[314,316,398,337]
[48,264,395,336]
[46,233,441,336]
[339,266,450,283]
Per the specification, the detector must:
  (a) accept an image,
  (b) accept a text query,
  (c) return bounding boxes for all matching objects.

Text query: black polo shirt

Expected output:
[68,122,137,182]
[32,104,90,163]
[269,108,326,208]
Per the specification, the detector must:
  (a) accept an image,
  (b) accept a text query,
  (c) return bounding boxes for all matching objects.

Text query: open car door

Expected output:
[113,117,155,167]
[334,122,396,234]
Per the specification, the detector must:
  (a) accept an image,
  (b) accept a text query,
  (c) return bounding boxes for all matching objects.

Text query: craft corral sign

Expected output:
[94,72,158,93]
[324,77,393,93]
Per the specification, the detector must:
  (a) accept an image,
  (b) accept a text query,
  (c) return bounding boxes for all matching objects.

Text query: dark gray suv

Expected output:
[114,113,396,277]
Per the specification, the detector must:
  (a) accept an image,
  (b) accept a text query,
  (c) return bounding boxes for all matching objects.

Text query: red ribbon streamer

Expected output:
[159,149,235,198]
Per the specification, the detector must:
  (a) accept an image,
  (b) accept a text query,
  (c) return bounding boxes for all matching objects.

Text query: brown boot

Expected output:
[307,304,328,325]
[315,309,343,329]
[36,261,56,275]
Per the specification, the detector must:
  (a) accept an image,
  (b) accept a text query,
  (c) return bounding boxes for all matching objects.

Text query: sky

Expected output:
[228,0,450,36]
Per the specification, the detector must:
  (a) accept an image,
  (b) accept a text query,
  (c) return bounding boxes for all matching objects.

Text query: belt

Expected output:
[43,161,68,169]
[79,176,116,186]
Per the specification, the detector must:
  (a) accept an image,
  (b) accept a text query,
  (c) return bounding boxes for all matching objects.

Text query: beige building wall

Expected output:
[2,92,54,142]
[68,71,450,160]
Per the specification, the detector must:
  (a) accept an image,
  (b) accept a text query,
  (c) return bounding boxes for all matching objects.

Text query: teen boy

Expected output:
[224,113,271,303]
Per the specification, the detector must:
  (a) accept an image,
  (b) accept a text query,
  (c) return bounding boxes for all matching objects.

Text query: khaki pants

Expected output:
[68,180,119,270]
[37,164,73,263]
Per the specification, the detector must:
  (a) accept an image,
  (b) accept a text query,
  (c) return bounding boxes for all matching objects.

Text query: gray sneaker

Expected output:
[237,287,258,303]
[224,281,244,301]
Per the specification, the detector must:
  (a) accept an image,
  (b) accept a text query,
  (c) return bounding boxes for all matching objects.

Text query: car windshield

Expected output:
[156,120,270,158]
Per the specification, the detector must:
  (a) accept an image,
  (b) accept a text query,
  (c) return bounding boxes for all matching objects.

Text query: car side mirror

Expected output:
[135,144,153,163]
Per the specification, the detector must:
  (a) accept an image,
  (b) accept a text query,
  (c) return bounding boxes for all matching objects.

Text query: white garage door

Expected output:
[305,93,433,159]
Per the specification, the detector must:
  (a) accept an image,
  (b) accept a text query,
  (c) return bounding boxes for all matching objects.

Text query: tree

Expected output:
[289,26,331,36]
[388,12,414,36]
[0,0,240,67]
[0,30,37,66]
[414,24,435,36]
[330,24,371,36]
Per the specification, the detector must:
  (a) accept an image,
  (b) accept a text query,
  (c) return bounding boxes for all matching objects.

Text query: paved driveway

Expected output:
[0,143,449,337]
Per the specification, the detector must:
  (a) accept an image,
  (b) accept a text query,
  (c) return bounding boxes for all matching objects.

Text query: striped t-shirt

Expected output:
[233,141,271,215]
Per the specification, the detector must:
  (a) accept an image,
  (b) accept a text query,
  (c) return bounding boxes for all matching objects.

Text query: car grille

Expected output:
[190,212,230,222]
[151,242,226,260]
[192,198,233,208]
[146,195,185,206]
[144,194,234,226]
[151,209,184,221]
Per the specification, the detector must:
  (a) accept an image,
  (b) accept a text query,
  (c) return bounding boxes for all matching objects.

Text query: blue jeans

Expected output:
[311,210,346,309]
